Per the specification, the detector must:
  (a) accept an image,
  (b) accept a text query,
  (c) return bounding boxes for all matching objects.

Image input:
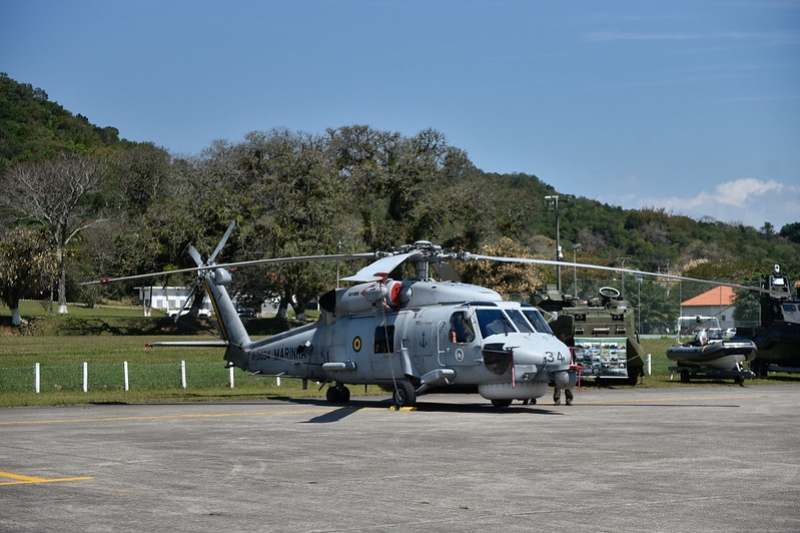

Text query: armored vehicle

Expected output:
[533,285,645,385]
[738,265,800,376]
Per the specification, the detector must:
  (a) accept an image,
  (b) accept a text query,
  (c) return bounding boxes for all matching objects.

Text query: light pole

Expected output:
[544,195,561,291]
[636,274,643,334]
[572,243,581,298]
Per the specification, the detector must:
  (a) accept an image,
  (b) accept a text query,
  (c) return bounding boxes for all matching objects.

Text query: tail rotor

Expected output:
[172,222,236,323]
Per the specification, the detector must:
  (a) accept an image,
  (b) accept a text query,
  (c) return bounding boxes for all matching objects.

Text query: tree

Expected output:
[2,151,110,313]
[779,222,800,244]
[733,289,761,327]
[0,226,56,325]
[108,142,172,215]
[760,221,775,239]
[234,129,359,319]
[458,237,550,295]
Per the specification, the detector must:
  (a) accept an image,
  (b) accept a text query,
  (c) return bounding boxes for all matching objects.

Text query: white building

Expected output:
[679,286,736,330]
[135,286,213,316]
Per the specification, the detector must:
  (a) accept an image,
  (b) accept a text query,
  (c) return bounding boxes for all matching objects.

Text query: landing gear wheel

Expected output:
[326,385,350,404]
[326,386,338,403]
[392,380,416,408]
[491,399,512,408]
[680,369,690,383]
[339,385,351,402]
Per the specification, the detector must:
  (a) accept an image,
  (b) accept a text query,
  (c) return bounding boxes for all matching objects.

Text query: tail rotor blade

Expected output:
[188,245,203,268]
[173,277,201,323]
[208,221,236,264]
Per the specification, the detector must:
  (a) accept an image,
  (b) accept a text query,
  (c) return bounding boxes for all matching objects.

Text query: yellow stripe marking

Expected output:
[0,407,385,426]
[0,471,93,486]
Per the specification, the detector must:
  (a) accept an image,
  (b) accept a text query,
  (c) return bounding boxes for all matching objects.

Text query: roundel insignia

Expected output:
[455,349,464,361]
[352,336,362,352]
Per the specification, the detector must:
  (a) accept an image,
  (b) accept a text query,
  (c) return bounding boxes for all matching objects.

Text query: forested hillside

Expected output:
[1,74,798,331]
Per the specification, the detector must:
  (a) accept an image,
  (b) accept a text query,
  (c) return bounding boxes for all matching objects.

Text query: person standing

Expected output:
[553,385,573,406]
[554,333,574,405]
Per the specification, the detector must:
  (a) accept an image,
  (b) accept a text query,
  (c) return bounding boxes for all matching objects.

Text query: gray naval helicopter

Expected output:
[88,223,782,406]
[90,223,579,408]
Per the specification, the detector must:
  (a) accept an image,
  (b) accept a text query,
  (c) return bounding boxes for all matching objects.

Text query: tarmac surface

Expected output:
[1,384,799,532]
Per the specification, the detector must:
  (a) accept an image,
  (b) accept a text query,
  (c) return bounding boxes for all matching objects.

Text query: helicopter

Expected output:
[85,223,790,407]
[89,223,579,408]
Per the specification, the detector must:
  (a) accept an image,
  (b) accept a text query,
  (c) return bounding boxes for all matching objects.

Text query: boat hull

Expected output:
[666,340,758,370]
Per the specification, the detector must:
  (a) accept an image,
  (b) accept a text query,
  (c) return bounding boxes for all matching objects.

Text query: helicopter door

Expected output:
[440,311,479,367]
[370,323,393,378]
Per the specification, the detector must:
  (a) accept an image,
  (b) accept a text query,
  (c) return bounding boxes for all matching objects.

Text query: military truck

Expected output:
[533,285,645,385]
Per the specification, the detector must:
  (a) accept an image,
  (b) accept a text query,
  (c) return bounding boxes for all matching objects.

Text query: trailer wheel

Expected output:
[680,369,691,383]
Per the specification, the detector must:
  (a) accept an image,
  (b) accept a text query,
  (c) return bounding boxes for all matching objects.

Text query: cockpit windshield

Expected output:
[506,309,535,333]
[522,307,554,335]
[476,309,514,337]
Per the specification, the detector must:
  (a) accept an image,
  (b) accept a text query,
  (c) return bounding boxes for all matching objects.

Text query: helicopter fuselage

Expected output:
[221,279,576,403]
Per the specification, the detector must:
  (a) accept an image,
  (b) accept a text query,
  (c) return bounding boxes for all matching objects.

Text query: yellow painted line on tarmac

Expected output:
[0,407,392,427]
[0,471,93,486]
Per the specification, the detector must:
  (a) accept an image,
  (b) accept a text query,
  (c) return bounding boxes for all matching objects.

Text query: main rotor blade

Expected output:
[81,252,377,286]
[341,251,420,282]
[208,221,236,264]
[467,254,767,294]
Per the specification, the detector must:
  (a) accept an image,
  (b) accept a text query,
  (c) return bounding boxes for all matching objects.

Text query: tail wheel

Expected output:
[491,399,512,408]
[393,380,416,408]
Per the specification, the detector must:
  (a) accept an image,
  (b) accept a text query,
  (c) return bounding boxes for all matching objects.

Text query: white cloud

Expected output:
[598,178,800,230]
[711,178,783,207]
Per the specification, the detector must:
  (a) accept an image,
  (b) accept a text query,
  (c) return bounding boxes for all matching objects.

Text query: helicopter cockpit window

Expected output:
[449,311,475,343]
[374,325,395,354]
[506,309,535,333]
[521,307,554,335]
[476,309,514,337]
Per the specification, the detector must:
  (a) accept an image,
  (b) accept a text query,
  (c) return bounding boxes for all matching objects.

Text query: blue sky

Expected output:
[3,0,799,230]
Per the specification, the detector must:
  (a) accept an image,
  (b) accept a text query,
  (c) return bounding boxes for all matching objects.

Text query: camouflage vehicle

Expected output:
[738,265,800,376]
[533,285,645,385]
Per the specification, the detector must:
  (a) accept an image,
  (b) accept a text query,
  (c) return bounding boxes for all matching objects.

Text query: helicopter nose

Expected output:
[509,344,546,382]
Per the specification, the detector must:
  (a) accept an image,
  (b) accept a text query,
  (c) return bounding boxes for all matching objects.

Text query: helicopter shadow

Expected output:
[289,396,563,423]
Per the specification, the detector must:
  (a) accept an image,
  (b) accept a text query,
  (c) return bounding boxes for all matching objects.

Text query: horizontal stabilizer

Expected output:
[146,340,229,348]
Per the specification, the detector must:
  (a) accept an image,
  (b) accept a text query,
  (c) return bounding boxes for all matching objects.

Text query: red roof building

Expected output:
[680,286,736,330]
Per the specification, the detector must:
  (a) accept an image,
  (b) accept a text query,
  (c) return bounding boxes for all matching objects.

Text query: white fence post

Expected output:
[180,360,187,389]
[647,353,652,376]
[83,362,88,392]
[124,361,129,391]
[229,366,235,388]
[34,363,40,393]
[276,376,281,386]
